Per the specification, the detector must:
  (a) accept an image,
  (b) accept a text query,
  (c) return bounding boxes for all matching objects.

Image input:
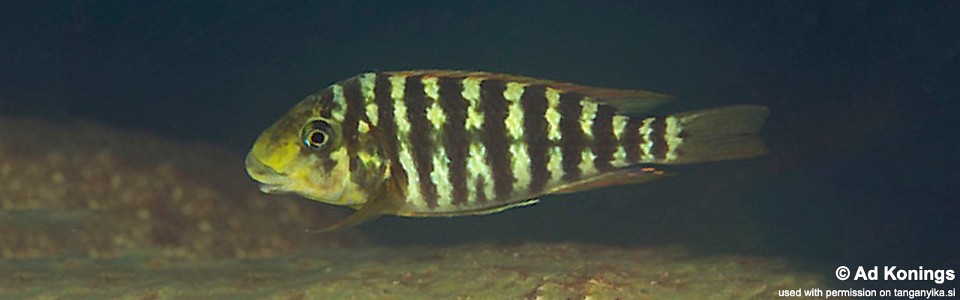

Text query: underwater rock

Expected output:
[4,242,832,299]
[0,116,365,261]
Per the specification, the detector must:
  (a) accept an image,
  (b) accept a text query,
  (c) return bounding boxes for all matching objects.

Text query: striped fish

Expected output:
[245,70,769,231]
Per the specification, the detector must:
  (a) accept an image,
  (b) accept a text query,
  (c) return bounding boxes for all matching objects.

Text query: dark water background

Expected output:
[3,1,958,291]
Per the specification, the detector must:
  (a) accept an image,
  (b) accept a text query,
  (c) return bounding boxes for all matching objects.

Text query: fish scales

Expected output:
[312,89,339,173]
[478,79,515,202]
[361,73,612,205]
[520,85,550,194]
[340,78,363,174]
[461,77,494,205]
[591,104,618,173]
[639,117,656,161]
[389,75,424,208]
[544,88,565,185]
[423,77,454,208]
[610,115,631,167]
[504,82,531,197]
[315,91,334,120]
[342,76,390,196]
[359,73,378,127]
[245,70,770,230]
[436,77,470,208]
[558,92,585,182]
[650,117,668,161]
[622,116,644,163]
[373,74,405,196]
[402,76,440,209]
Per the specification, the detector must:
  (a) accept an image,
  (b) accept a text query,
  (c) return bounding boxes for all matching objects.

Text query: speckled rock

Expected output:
[0,116,365,261]
[3,243,834,299]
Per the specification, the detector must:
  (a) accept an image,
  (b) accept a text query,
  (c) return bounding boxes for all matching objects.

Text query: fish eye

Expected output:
[302,120,333,150]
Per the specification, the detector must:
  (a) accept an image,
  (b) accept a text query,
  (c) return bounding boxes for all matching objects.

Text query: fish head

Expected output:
[245,92,370,207]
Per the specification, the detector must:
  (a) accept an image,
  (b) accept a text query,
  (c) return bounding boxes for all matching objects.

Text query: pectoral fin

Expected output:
[549,167,671,195]
[314,203,385,232]
[314,178,404,232]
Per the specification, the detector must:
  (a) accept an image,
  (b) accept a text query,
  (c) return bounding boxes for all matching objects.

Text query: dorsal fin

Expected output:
[382,70,674,114]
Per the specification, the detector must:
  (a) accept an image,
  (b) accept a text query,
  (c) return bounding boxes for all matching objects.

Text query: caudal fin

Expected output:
[666,105,769,164]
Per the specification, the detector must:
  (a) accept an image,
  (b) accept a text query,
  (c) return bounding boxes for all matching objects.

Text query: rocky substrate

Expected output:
[0,116,363,260]
[3,243,831,299]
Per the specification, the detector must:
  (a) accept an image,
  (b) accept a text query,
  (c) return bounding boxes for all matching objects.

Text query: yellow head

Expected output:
[245,90,372,208]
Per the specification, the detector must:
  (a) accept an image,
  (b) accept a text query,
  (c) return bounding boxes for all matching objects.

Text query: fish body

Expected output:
[245,70,769,230]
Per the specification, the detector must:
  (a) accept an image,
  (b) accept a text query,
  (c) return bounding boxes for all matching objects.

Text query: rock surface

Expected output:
[6,243,829,299]
[0,116,364,261]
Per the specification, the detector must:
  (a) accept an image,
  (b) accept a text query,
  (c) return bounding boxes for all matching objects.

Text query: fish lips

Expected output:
[244,153,293,194]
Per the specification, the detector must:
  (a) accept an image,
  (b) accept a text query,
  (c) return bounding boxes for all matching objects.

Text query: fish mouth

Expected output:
[244,152,293,194]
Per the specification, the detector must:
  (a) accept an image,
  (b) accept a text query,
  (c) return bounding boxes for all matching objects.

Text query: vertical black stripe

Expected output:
[374,74,405,194]
[438,77,469,207]
[315,89,338,173]
[474,176,488,203]
[558,92,584,181]
[622,117,643,163]
[650,117,668,161]
[479,79,513,200]
[317,90,334,119]
[521,85,549,193]
[591,104,616,172]
[341,78,364,173]
[404,76,438,209]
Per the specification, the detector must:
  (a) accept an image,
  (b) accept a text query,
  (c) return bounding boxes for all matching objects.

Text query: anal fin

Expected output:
[465,198,540,216]
[549,167,670,195]
[404,198,540,217]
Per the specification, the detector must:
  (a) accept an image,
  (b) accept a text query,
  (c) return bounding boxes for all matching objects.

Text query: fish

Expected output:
[245,70,769,231]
